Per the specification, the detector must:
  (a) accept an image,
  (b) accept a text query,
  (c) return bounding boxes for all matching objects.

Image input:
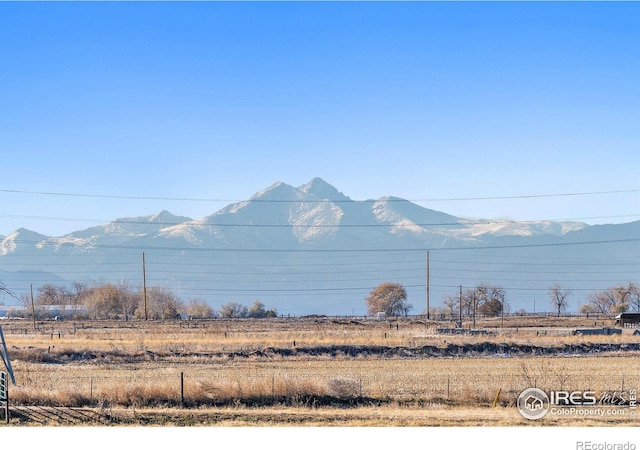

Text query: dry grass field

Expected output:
[1,315,638,426]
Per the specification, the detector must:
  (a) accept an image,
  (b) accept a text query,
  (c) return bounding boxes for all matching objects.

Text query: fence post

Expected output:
[180,372,184,407]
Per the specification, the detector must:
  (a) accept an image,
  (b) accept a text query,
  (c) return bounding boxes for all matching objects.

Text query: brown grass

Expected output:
[1,316,638,426]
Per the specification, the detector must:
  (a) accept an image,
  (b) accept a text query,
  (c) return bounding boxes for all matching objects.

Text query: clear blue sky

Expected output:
[1,1,638,237]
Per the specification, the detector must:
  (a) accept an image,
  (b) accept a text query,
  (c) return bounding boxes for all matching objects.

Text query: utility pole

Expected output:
[459,285,463,324]
[142,252,148,321]
[426,251,430,320]
[473,293,476,328]
[30,284,36,332]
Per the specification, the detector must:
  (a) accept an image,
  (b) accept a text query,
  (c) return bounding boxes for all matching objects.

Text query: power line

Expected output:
[7,237,638,253]
[4,282,610,296]
[1,213,638,230]
[0,187,637,203]
[12,256,640,273]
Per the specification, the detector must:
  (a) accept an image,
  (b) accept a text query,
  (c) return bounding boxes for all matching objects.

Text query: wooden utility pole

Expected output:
[473,294,477,328]
[426,251,430,320]
[142,252,148,321]
[30,284,36,331]
[459,285,463,323]
[181,372,185,406]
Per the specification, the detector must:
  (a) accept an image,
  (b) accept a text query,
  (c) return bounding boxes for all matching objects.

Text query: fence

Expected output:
[10,368,639,408]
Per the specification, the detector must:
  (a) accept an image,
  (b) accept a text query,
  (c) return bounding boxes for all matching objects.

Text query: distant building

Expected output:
[615,313,640,328]
[0,304,88,319]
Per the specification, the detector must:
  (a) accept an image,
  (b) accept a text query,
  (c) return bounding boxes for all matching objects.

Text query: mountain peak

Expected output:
[8,228,48,240]
[1,228,49,256]
[250,181,299,202]
[299,178,350,202]
[148,210,192,225]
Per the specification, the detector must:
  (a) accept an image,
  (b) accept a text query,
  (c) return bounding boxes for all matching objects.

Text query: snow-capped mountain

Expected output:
[0,178,637,315]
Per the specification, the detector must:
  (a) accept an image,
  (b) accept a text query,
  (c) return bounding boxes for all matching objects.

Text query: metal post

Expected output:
[0,325,15,385]
[1,372,8,424]
[4,383,8,424]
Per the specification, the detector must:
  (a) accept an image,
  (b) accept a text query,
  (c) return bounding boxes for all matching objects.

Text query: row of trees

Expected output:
[442,283,507,318]
[581,282,640,314]
[365,282,508,318]
[9,282,276,320]
[365,281,640,318]
[548,282,640,316]
[218,301,278,319]
[5,280,638,320]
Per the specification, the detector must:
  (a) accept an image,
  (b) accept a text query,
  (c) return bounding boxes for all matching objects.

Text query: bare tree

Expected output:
[463,283,505,318]
[36,284,68,305]
[219,302,249,319]
[586,283,637,314]
[185,298,215,319]
[549,284,572,317]
[83,283,124,319]
[365,282,412,316]
[144,286,183,320]
[442,294,459,318]
[70,281,88,305]
[117,280,139,321]
[629,282,640,312]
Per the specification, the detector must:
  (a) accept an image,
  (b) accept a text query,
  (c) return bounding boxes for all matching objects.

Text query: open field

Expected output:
[1,316,639,426]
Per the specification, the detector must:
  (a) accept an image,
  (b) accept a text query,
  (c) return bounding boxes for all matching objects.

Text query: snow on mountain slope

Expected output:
[452,219,588,238]
[0,179,593,254]
[298,177,351,202]
[1,228,49,255]
[0,178,637,316]
[372,196,462,237]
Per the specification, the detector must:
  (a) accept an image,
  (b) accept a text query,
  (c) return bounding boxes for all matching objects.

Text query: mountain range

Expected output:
[1,178,638,315]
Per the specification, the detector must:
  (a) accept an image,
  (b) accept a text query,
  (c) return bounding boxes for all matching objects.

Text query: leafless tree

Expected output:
[629,282,640,312]
[185,298,215,319]
[586,282,638,314]
[219,301,249,319]
[442,294,459,318]
[144,286,183,320]
[548,284,572,317]
[464,283,505,318]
